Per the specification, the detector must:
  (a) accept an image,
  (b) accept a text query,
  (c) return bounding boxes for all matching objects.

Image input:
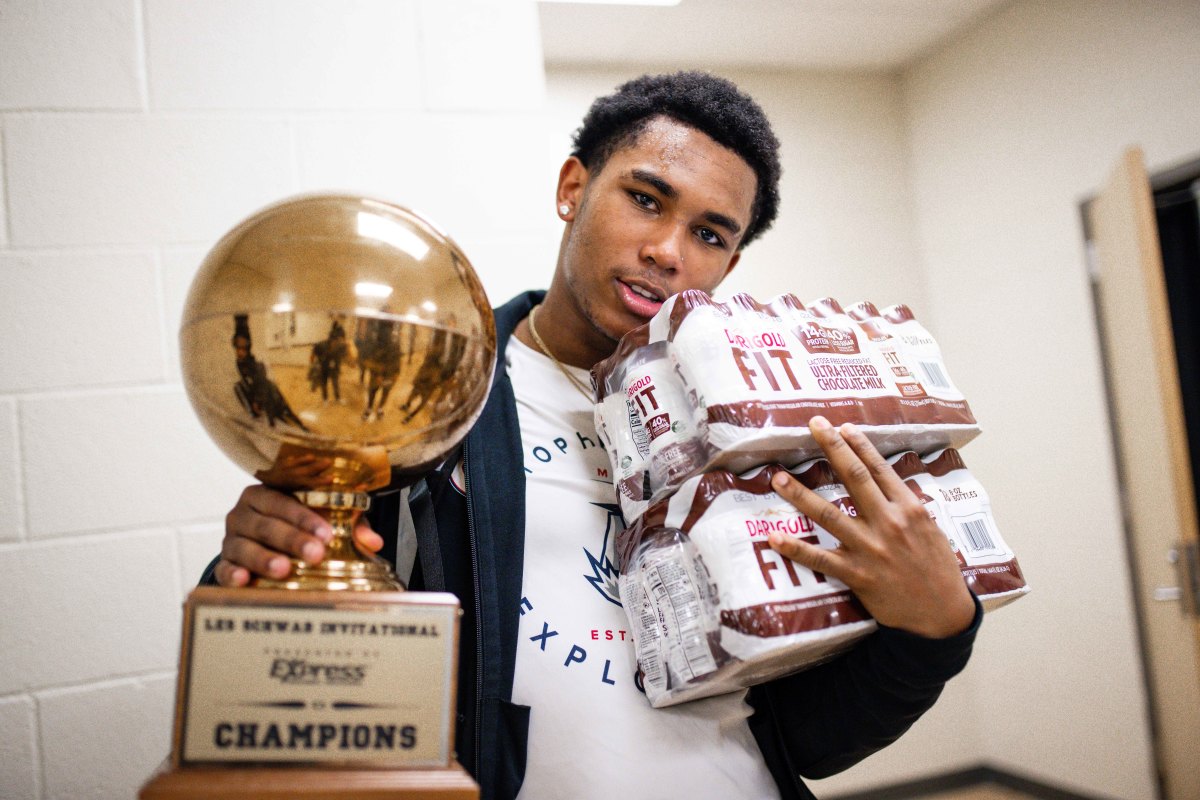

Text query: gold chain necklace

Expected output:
[527,305,595,404]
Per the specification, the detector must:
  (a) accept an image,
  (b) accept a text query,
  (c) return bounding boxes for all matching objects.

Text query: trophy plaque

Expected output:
[141,195,495,799]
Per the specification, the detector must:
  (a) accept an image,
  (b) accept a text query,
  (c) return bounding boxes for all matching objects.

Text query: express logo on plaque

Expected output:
[268,660,368,687]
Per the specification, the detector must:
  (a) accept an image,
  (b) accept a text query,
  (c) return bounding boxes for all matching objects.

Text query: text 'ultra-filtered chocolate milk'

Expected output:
[592,290,979,522]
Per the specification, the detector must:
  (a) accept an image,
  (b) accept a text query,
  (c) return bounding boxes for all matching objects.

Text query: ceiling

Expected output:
[538,0,1011,72]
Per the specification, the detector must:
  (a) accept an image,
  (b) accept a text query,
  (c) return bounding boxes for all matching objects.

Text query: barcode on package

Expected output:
[917,360,950,389]
[952,513,1001,557]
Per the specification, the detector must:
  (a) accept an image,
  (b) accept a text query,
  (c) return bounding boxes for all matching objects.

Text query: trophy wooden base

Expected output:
[139,761,479,799]
[141,587,479,799]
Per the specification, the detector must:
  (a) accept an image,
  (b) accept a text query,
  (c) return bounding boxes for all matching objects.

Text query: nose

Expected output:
[639,223,685,272]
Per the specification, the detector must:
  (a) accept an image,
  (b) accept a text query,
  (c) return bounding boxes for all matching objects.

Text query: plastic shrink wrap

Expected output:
[619,449,1026,708]
[593,291,979,522]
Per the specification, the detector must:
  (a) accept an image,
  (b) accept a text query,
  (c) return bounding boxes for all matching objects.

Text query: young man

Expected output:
[211,72,979,800]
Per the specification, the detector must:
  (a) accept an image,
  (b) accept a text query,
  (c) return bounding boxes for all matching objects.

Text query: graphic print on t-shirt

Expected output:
[517,458,633,691]
[583,502,622,607]
[506,335,776,799]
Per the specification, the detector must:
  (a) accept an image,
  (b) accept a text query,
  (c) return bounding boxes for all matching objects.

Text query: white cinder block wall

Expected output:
[0,2,548,797]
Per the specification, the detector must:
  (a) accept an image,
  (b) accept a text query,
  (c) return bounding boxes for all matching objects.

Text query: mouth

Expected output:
[617,279,667,319]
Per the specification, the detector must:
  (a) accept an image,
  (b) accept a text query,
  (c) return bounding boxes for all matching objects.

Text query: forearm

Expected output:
[752,592,982,779]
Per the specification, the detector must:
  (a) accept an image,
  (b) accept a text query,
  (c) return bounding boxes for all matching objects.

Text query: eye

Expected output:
[629,191,658,211]
[697,226,726,248]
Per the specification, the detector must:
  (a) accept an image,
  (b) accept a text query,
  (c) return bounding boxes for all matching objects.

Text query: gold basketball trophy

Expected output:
[140,195,494,799]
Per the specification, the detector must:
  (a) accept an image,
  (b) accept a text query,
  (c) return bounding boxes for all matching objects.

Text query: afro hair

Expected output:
[571,71,782,248]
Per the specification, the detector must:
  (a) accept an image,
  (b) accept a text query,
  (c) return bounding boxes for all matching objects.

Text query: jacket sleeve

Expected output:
[748,592,983,785]
[198,555,220,586]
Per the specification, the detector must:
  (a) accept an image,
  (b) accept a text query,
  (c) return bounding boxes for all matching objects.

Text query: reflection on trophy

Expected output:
[179,194,496,590]
[141,195,492,798]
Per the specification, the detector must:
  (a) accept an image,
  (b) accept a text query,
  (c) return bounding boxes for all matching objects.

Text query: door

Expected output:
[1089,146,1200,800]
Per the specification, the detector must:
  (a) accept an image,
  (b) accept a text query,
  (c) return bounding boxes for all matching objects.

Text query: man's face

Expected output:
[557,116,757,348]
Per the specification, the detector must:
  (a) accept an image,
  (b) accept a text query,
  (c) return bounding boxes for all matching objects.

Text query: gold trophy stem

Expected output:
[254,489,405,591]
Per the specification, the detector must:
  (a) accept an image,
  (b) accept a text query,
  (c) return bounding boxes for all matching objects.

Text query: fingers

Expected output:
[354,520,384,553]
[220,485,385,587]
[213,558,250,588]
[221,531,307,581]
[808,417,887,512]
[767,530,846,583]
[243,485,332,542]
[770,470,865,549]
[836,422,911,503]
[222,485,330,583]
[770,419,979,638]
[227,505,326,564]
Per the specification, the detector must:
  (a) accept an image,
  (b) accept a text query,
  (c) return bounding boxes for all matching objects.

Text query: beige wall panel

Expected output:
[900,1,1200,797]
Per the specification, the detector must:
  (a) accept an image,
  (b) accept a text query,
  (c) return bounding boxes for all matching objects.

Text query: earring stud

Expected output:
[559,203,570,216]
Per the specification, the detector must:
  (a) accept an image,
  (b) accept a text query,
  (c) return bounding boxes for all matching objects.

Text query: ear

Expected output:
[556,156,588,221]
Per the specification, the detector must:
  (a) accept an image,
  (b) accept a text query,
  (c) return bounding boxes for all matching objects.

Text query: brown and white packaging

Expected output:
[888,449,1028,610]
[842,300,928,401]
[839,299,978,455]
[593,290,980,521]
[594,335,707,521]
[617,449,1026,708]
[618,461,874,708]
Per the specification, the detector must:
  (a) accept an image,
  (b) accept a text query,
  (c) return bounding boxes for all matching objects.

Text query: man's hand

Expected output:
[768,416,975,639]
[216,484,384,587]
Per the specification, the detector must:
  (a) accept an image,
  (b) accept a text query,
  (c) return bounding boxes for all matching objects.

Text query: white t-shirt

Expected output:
[505,337,779,800]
